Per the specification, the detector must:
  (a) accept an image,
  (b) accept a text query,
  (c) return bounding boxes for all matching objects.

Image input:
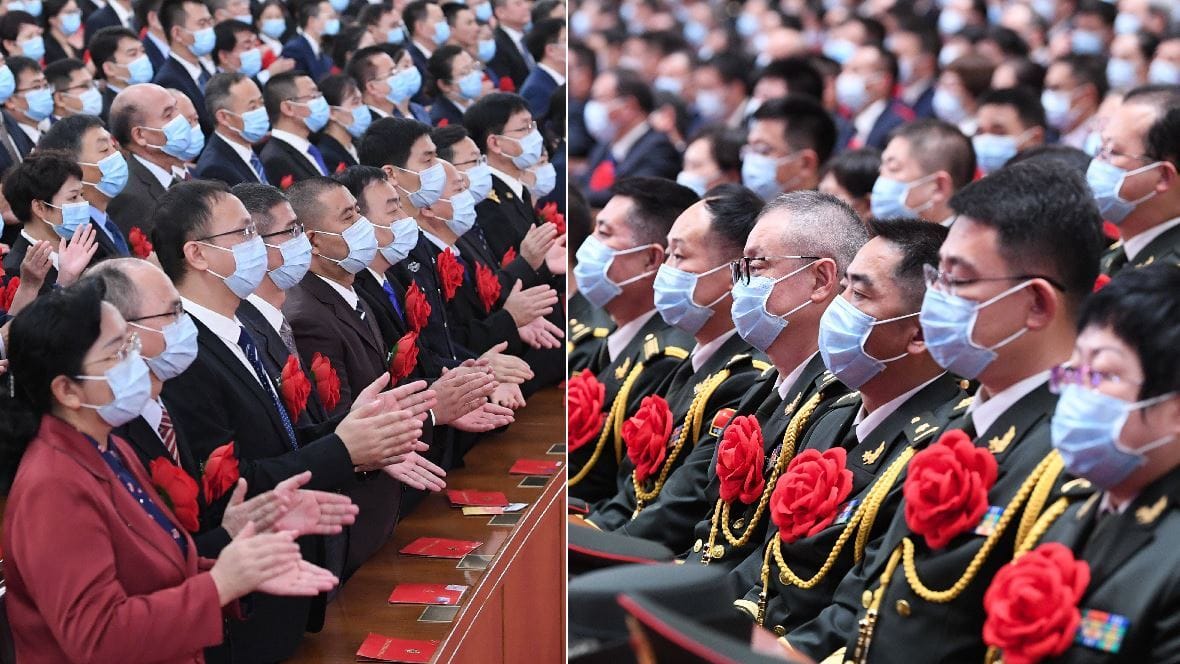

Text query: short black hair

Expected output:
[612,68,655,114]
[895,17,940,57]
[331,24,371,71]
[297,0,329,29]
[134,0,165,35]
[609,176,699,247]
[159,0,205,44]
[44,58,87,93]
[1006,144,1092,175]
[821,147,882,200]
[977,86,1047,131]
[1055,54,1109,101]
[948,160,1104,309]
[983,26,1030,59]
[231,182,289,233]
[570,40,597,80]
[890,119,977,190]
[427,43,464,87]
[865,217,949,309]
[0,12,38,55]
[318,72,359,107]
[1000,57,1046,95]
[263,70,304,123]
[1076,0,1117,26]
[686,125,745,177]
[530,0,562,25]
[89,27,141,80]
[4,56,39,85]
[523,18,564,64]
[1122,84,1180,170]
[701,53,751,95]
[702,184,763,257]
[359,2,394,27]
[213,18,256,68]
[153,179,233,282]
[333,164,388,216]
[1,150,83,223]
[346,45,390,87]
[568,186,591,257]
[431,124,468,162]
[751,94,838,167]
[756,57,824,104]
[402,0,431,36]
[38,114,105,158]
[358,116,432,168]
[1079,264,1180,400]
[462,92,529,153]
[43,0,76,20]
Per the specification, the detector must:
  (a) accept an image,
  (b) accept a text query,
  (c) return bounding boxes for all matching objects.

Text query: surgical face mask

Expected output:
[329,0,348,12]
[19,36,44,61]
[695,89,727,121]
[1106,57,1140,90]
[653,76,683,96]
[261,17,287,39]
[180,122,205,161]
[265,232,312,290]
[1052,384,1178,489]
[67,85,103,116]
[477,38,496,61]
[9,0,41,16]
[583,100,615,143]
[973,131,1030,175]
[684,21,707,46]
[296,95,330,132]
[474,2,492,22]
[1114,12,1141,35]
[1086,158,1162,223]
[932,88,968,125]
[443,189,477,236]
[387,27,406,44]
[654,263,728,335]
[341,104,371,138]
[141,114,192,159]
[819,295,917,389]
[387,67,422,103]
[323,18,341,36]
[919,279,1032,379]
[232,13,252,24]
[530,162,556,197]
[131,314,199,381]
[1071,29,1104,55]
[736,12,759,37]
[457,69,483,100]
[237,47,262,77]
[938,9,966,35]
[1041,89,1076,130]
[742,152,799,201]
[376,216,419,264]
[938,43,965,68]
[676,170,708,197]
[870,174,936,219]
[41,200,90,238]
[835,73,870,113]
[0,66,14,104]
[1149,60,1180,85]
[124,55,154,84]
[202,235,268,299]
[466,161,493,202]
[573,235,657,308]
[60,11,82,35]
[433,20,450,45]
[730,263,816,353]
[22,87,53,122]
[231,106,271,143]
[1082,130,1103,158]
[75,351,153,427]
[314,216,378,274]
[499,127,543,169]
[81,152,129,199]
[188,26,215,57]
[822,38,856,65]
[398,161,446,208]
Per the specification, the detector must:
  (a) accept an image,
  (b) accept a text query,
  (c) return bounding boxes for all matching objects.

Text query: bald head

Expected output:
[109,83,180,148]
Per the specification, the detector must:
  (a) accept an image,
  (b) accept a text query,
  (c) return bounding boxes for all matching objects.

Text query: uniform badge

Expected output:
[407,261,421,273]
[974,505,1004,536]
[1135,496,1167,525]
[1076,609,1129,653]
[834,499,861,525]
[487,190,501,204]
[710,408,736,437]
[988,426,1016,455]
[861,442,885,465]
[614,357,632,381]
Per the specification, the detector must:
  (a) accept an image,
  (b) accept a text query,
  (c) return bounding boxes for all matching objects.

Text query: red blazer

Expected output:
[2,415,226,663]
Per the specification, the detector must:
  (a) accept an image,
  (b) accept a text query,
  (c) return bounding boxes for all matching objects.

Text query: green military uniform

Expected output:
[789,382,1062,663]
[568,313,693,503]
[1101,219,1180,276]
[729,374,970,639]
[584,332,768,531]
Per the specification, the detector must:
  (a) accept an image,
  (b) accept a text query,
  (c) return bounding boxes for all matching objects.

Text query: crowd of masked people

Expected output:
[0,0,566,660]
[565,0,1180,662]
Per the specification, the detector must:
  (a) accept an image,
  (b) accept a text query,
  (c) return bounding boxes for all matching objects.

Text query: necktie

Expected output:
[307,143,329,175]
[198,65,211,88]
[158,402,180,464]
[249,151,268,183]
[354,300,366,322]
[278,318,298,357]
[102,218,130,255]
[380,280,405,323]
[236,327,298,450]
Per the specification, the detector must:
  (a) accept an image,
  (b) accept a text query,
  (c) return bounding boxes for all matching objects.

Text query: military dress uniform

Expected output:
[1100,218,1180,276]
[791,380,1063,664]
[729,374,969,639]
[568,318,611,376]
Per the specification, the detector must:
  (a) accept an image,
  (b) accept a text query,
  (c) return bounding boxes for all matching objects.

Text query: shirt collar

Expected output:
[20,228,59,270]
[691,328,737,373]
[109,0,134,27]
[967,370,1051,439]
[134,152,174,190]
[854,373,946,444]
[607,309,657,363]
[171,53,205,85]
[245,293,285,334]
[146,31,171,58]
[315,274,359,309]
[270,128,312,155]
[901,79,932,106]
[182,296,243,344]
[420,228,459,254]
[1125,215,1180,262]
[611,120,650,162]
[487,166,524,199]
[413,40,434,59]
[215,131,257,167]
[940,215,956,227]
[368,104,390,118]
[16,122,39,145]
[299,30,321,57]
[776,352,819,402]
[538,62,566,86]
[501,25,524,45]
[141,397,163,431]
[853,99,888,142]
[1100,491,1136,515]
[365,266,387,285]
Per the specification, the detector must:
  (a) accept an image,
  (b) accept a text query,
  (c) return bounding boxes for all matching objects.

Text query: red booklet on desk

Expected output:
[399,537,483,558]
[356,634,439,662]
[388,583,468,605]
[509,459,563,475]
[446,489,509,507]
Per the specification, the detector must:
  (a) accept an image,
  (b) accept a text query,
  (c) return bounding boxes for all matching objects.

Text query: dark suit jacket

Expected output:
[428,95,465,128]
[281,34,333,82]
[1102,222,1180,276]
[908,85,936,120]
[43,35,80,65]
[580,127,682,207]
[194,132,262,186]
[488,26,530,90]
[142,34,167,72]
[83,5,122,47]
[474,174,539,263]
[153,56,213,135]
[100,85,117,124]
[314,133,357,175]
[0,110,35,177]
[837,99,916,152]
[520,66,557,119]
[260,134,327,187]
[235,298,331,426]
[108,153,167,237]
[396,234,477,369]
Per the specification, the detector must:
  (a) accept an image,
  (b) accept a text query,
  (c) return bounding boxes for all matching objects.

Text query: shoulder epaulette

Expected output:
[641,331,689,361]
[752,359,771,372]
[759,364,778,380]
[904,412,942,445]
[1059,477,1095,499]
[723,353,758,370]
[816,370,842,392]
[833,391,862,407]
[952,395,975,412]
[571,324,610,344]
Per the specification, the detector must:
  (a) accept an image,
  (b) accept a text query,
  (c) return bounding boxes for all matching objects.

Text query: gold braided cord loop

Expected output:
[854,447,916,561]
[1015,497,1070,556]
[897,452,1059,603]
[1014,451,1064,554]
[568,361,645,487]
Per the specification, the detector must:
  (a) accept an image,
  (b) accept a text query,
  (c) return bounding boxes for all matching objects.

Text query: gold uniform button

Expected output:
[692,539,703,553]
[710,544,725,559]
[773,626,786,637]
[780,571,791,584]
[732,517,746,530]
[862,591,873,609]
[895,599,911,617]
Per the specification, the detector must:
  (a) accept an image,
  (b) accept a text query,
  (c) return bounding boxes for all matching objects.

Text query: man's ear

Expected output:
[810,258,839,302]
[182,239,210,272]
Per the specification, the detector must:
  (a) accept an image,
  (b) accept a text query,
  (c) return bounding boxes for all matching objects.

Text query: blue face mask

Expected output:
[653,263,728,335]
[201,235,269,299]
[140,114,192,159]
[1106,57,1139,90]
[60,11,82,35]
[387,67,422,103]
[500,127,543,169]
[819,295,917,389]
[376,216,419,264]
[433,21,451,45]
[1086,158,1162,223]
[741,152,799,201]
[531,162,556,197]
[1052,385,1178,490]
[75,350,153,427]
[835,73,869,113]
[238,47,262,77]
[1114,12,1140,35]
[466,161,493,202]
[342,104,371,138]
[232,106,271,143]
[1071,29,1104,55]
[1082,130,1103,158]
[42,200,91,238]
[1041,89,1075,130]
[972,133,1026,175]
[676,171,708,197]
[457,69,483,100]
[573,235,657,308]
[265,231,312,290]
[131,314,199,381]
[323,18,341,36]
[398,161,446,208]
[188,26,216,57]
[329,0,348,12]
[81,152,130,199]
[180,122,204,160]
[443,189,477,236]
[232,13,252,24]
[870,174,936,219]
[933,88,969,125]
[71,86,104,117]
[730,264,816,353]
[313,216,378,274]
[474,2,492,21]
[9,0,42,16]
[22,86,53,121]
[477,38,496,61]
[387,27,406,44]
[298,95,331,132]
[1149,60,1180,85]
[125,54,154,84]
[918,280,1031,380]
[0,65,15,104]
[261,17,287,40]
[822,38,856,65]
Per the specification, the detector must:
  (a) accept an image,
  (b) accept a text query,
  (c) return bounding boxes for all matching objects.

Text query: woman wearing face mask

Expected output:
[385,46,432,124]
[428,44,484,128]
[255,0,290,56]
[983,266,1180,664]
[316,74,366,174]
[42,0,83,64]
[0,280,338,664]
[0,11,45,61]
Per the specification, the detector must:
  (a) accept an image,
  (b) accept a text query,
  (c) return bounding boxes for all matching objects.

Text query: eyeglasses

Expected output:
[196,223,258,244]
[261,221,306,243]
[1049,363,1141,393]
[455,63,484,78]
[82,332,142,367]
[729,255,820,285]
[126,301,184,324]
[453,154,487,170]
[502,120,537,137]
[922,264,1065,293]
[1094,144,1156,165]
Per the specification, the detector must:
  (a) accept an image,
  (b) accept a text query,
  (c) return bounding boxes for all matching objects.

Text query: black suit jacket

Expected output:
[488,27,530,90]
[474,175,539,263]
[153,56,213,134]
[194,132,262,186]
[281,34,333,83]
[396,235,477,369]
[142,34,167,72]
[83,5,122,47]
[260,135,327,187]
[107,153,167,237]
[314,134,357,175]
[235,298,331,427]
[0,110,35,178]
[43,35,80,65]
[428,95,465,128]
[581,127,681,208]
[99,85,117,125]
[520,66,557,119]
[836,100,916,152]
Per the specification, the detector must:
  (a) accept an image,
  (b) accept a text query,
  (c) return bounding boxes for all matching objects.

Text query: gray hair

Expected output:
[83,257,154,320]
[761,190,869,276]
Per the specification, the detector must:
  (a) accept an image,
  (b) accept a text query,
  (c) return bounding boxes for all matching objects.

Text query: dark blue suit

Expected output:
[194,132,263,186]
[519,67,557,119]
[579,127,681,208]
[142,35,167,73]
[281,34,333,83]
[83,5,124,47]
[488,27,530,90]
[836,99,916,152]
[908,85,935,120]
[153,56,213,135]
[404,41,433,105]
[428,96,465,127]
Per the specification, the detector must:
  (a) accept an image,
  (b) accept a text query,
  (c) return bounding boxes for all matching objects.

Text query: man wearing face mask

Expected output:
[403,0,449,102]
[1043,54,1106,151]
[972,87,1046,176]
[889,21,940,120]
[89,27,155,124]
[1088,85,1180,276]
[580,69,681,208]
[835,44,915,151]
[987,265,1180,664]
[196,72,270,186]
[871,120,976,226]
[213,19,296,87]
[727,218,969,641]
[2,56,54,148]
[44,59,103,125]
[280,0,338,83]
[107,83,192,235]
[260,71,331,185]
[740,95,836,202]
[153,0,216,134]
[796,162,1106,664]
[347,46,427,123]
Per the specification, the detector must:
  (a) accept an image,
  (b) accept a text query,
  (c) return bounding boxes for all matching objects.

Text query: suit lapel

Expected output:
[215,133,257,183]
[129,153,166,199]
[1133,222,1180,267]
[190,316,288,436]
[301,273,385,355]
[276,137,322,179]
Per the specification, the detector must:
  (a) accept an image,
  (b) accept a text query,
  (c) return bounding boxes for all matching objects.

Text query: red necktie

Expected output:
[158,403,179,465]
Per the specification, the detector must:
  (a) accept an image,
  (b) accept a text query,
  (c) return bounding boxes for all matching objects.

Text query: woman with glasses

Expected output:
[0,279,337,663]
[983,264,1180,663]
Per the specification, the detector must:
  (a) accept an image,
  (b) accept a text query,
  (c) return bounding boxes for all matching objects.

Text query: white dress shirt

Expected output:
[607,309,657,363]
[967,370,1050,439]
[270,129,326,175]
[182,296,260,383]
[690,329,737,374]
[134,153,174,190]
[611,120,650,162]
[853,99,887,145]
[215,130,260,174]
[854,373,945,444]
[538,62,566,86]
[316,274,359,309]
[776,352,819,402]
[488,165,524,199]
[245,293,286,335]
